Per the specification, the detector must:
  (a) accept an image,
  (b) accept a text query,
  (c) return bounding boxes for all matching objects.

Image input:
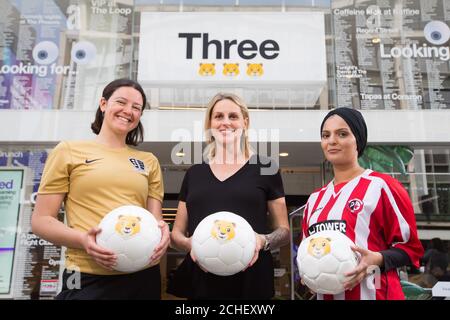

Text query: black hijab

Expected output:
[320,107,367,157]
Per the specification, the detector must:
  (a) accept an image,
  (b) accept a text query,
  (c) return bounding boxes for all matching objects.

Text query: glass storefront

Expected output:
[1,0,449,300]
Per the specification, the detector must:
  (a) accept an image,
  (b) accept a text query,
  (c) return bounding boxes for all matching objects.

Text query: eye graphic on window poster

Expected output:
[71,41,97,65]
[424,20,450,45]
[32,41,59,65]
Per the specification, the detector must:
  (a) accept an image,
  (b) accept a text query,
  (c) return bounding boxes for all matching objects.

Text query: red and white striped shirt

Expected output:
[302,169,424,300]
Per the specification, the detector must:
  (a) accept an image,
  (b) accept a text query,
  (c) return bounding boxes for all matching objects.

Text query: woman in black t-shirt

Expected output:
[169,92,290,299]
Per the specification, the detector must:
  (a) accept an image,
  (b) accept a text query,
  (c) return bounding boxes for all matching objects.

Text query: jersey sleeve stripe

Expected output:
[381,183,411,244]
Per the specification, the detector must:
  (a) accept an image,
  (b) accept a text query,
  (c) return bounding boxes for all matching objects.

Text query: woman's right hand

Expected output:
[81,227,117,270]
[189,238,209,273]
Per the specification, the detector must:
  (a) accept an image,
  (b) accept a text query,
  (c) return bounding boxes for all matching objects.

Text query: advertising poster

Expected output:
[0,0,134,110]
[0,148,64,299]
[0,168,24,297]
[0,0,66,109]
[333,0,450,109]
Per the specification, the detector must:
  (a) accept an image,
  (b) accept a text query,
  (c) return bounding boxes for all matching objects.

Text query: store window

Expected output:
[322,145,450,222]
[332,0,450,110]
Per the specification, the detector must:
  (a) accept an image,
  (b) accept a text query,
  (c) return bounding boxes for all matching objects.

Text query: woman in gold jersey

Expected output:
[32,78,169,299]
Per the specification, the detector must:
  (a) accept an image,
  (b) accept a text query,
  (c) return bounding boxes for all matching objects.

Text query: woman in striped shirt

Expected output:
[301,107,423,300]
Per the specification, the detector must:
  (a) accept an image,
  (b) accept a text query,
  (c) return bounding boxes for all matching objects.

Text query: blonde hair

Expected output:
[204,92,251,161]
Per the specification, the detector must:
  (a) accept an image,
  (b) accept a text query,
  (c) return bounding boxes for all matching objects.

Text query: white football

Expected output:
[296,230,359,295]
[191,211,256,276]
[96,205,161,273]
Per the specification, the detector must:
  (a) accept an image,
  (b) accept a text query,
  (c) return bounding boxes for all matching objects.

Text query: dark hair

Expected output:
[91,78,147,146]
[320,107,368,157]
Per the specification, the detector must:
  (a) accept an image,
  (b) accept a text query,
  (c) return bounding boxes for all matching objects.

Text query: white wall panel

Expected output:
[1,110,449,143]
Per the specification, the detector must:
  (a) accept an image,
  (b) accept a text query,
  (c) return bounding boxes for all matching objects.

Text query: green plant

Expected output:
[358,146,414,175]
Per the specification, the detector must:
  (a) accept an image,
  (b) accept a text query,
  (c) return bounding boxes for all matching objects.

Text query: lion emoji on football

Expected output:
[307,237,332,259]
[115,215,141,238]
[211,220,236,242]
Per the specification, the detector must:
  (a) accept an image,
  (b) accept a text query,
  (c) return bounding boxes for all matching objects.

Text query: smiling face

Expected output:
[208,99,248,146]
[99,86,144,138]
[320,115,359,166]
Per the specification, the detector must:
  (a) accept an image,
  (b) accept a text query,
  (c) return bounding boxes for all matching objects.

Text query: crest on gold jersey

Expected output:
[129,158,145,172]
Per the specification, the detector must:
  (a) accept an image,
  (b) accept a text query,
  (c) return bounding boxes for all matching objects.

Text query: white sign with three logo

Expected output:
[138,12,327,87]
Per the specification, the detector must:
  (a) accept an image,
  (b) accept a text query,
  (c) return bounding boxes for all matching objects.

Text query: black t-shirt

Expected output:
[172,155,285,299]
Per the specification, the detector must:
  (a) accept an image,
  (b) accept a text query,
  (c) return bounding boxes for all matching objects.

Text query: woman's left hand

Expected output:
[149,220,170,267]
[343,246,383,291]
[244,233,266,270]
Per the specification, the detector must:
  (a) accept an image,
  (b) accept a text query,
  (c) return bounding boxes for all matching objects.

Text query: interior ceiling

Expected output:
[137,141,325,168]
[136,142,450,169]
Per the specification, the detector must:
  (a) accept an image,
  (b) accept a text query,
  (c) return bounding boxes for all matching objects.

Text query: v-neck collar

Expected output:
[327,169,372,198]
[207,155,254,183]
